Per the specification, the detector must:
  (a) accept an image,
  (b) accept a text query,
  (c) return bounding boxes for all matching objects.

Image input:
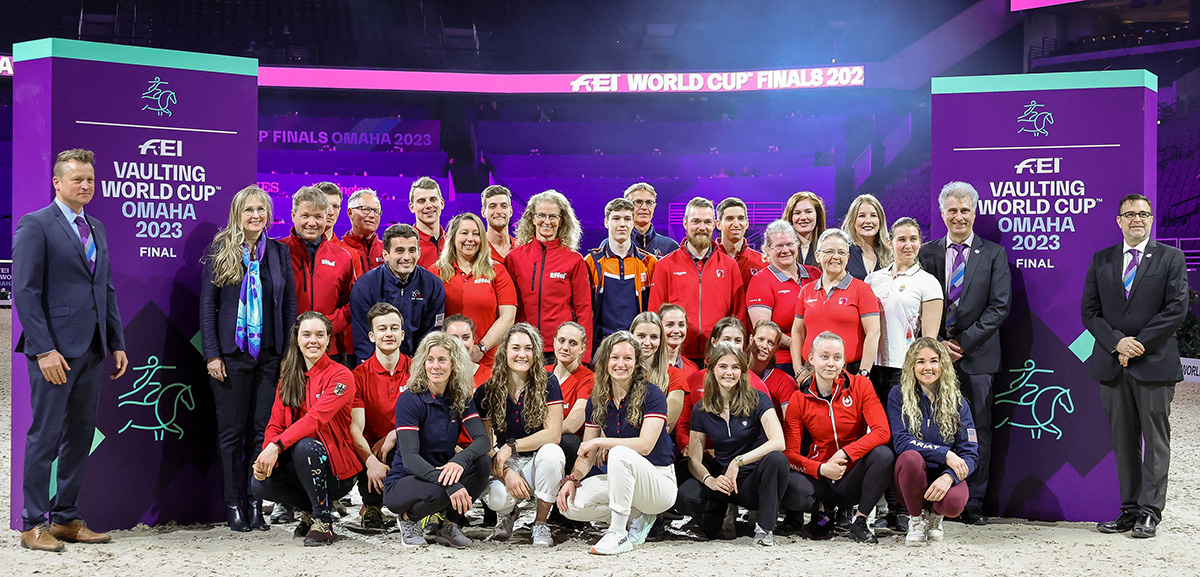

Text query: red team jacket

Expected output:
[783,371,890,478]
[262,355,363,480]
[281,233,356,356]
[505,238,594,362]
[340,231,385,278]
[648,247,746,359]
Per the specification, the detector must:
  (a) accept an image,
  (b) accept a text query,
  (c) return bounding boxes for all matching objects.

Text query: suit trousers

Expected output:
[955,367,992,510]
[21,329,105,531]
[1100,371,1174,521]
[211,348,280,505]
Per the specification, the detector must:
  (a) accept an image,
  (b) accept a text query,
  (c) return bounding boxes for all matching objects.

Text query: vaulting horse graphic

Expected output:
[1017,100,1053,137]
[995,359,1075,440]
[118,356,196,441]
[141,77,177,117]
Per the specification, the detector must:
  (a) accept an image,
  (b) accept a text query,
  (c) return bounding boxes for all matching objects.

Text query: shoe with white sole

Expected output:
[589,529,632,555]
[434,521,472,549]
[398,520,428,547]
[754,524,774,546]
[626,513,657,546]
[906,513,928,546]
[926,512,944,542]
[531,523,553,547]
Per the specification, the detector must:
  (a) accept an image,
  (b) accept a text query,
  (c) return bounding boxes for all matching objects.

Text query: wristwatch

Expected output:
[477,343,487,355]
[734,455,744,467]
[505,438,518,453]
[859,368,871,377]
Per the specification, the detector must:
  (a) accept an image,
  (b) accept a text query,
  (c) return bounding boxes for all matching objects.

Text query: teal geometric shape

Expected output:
[1069,331,1095,363]
[91,428,105,454]
[191,330,203,355]
[48,428,104,500]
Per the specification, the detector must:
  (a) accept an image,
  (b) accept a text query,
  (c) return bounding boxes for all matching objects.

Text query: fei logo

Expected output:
[1014,157,1061,174]
[141,77,178,117]
[570,74,620,92]
[1017,100,1053,137]
[138,139,183,157]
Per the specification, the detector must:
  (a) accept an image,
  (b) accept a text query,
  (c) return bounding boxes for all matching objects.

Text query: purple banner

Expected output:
[11,39,257,530]
[931,71,1157,521]
[258,116,440,152]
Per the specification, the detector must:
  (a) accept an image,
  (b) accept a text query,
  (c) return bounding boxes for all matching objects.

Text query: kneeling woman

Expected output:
[557,332,678,555]
[252,311,360,546]
[477,323,566,546]
[888,337,977,546]
[680,343,788,546]
[383,332,491,548]
[783,331,893,543]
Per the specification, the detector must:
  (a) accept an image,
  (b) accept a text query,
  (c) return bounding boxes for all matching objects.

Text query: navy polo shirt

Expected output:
[385,389,481,485]
[473,373,565,452]
[689,390,774,469]
[584,381,675,467]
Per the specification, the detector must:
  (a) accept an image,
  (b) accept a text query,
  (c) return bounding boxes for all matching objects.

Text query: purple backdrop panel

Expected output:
[490,151,817,179]
[931,70,1157,522]
[257,116,440,152]
[258,149,446,178]
[11,39,257,530]
[258,173,454,239]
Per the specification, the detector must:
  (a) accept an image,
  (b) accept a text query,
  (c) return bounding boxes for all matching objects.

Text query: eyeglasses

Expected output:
[352,206,382,216]
[535,213,561,222]
[819,249,849,258]
[1119,211,1152,220]
[631,199,656,208]
[242,206,268,216]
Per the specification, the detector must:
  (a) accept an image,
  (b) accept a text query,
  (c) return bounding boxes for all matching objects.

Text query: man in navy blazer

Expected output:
[13,149,128,551]
[1083,194,1188,539]
[918,181,1012,525]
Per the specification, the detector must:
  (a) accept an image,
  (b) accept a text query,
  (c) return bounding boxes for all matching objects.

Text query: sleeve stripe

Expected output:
[860,312,880,317]
[584,423,601,429]
[462,413,480,421]
[746,304,772,311]
[644,413,667,420]
[547,400,565,406]
[396,426,420,431]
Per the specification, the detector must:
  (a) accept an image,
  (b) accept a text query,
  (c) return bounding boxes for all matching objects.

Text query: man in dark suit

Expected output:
[918,181,1012,525]
[1082,194,1188,539]
[14,148,128,551]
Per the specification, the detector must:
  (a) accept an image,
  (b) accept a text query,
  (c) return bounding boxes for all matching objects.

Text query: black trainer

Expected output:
[847,516,878,543]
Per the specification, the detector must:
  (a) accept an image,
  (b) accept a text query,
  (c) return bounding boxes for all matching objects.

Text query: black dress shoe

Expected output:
[247,499,269,531]
[226,504,251,532]
[1131,513,1157,539]
[956,508,988,525]
[1097,510,1139,534]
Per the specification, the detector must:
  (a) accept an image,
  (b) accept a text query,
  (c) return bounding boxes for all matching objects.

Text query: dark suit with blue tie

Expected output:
[14,200,125,531]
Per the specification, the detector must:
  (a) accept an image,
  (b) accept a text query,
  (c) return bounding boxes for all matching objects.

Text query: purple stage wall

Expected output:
[490,151,818,179]
[11,39,257,530]
[258,149,446,177]
[258,116,440,153]
[931,70,1158,521]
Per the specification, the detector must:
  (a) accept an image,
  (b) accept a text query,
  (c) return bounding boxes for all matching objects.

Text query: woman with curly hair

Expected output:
[557,332,678,556]
[887,337,977,546]
[475,323,565,546]
[433,213,517,368]
[383,332,491,549]
[630,311,689,430]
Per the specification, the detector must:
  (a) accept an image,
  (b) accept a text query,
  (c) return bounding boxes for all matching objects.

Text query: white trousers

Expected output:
[562,445,677,530]
[482,443,566,515]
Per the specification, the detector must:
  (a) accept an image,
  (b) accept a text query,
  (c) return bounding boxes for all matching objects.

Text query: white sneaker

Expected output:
[589,529,632,555]
[531,523,553,547]
[906,514,928,546]
[626,512,657,545]
[926,512,944,542]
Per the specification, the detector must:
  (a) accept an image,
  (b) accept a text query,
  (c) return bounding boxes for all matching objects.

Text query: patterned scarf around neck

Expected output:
[235,239,267,358]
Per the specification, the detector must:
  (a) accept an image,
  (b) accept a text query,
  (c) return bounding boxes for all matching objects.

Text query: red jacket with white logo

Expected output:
[505,238,594,362]
[648,246,746,359]
[783,371,890,478]
[281,232,356,355]
[262,355,362,480]
[339,231,384,278]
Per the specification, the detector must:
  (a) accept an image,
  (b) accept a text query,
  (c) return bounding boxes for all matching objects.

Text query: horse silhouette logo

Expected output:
[117,356,196,441]
[141,77,178,117]
[1017,100,1053,137]
[995,359,1075,440]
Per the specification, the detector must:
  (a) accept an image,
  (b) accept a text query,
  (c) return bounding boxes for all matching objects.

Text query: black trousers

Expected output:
[870,365,905,515]
[212,348,280,505]
[21,329,105,531]
[357,448,396,508]
[679,451,790,536]
[955,367,992,511]
[1100,371,1174,521]
[252,438,355,523]
[783,445,894,514]
[383,453,491,521]
[560,432,582,474]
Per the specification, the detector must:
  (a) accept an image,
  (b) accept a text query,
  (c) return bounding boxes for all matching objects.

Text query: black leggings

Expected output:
[782,445,894,514]
[560,433,582,474]
[252,437,356,523]
[383,453,491,521]
[679,451,790,536]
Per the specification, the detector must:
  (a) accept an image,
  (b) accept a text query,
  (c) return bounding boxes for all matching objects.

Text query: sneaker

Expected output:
[847,515,878,544]
[721,504,739,540]
[491,509,519,542]
[398,519,428,547]
[870,516,892,536]
[754,524,774,546]
[434,521,473,549]
[906,514,928,546]
[531,523,553,547]
[892,514,910,534]
[806,511,835,540]
[293,511,313,539]
[360,505,385,529]
[270,503,294,524]
[626,513,657,546]
[418,512,444,534]
[589,529,632,555]
[926,512,944,542]
[303,520,335,546]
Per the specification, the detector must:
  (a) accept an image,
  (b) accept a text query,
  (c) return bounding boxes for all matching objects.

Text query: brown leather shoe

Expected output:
[20,524,65,552]
[50,519,111,544]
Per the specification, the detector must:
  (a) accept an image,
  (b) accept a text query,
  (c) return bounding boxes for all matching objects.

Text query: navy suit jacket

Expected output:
[918,235,1012,374]
[14,203,125,359]
[199,238,297,360]
[1081,239,1188,383]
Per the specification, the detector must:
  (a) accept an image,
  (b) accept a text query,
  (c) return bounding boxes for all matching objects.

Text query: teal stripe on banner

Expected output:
[932,70,1156,95]
[13,38,257,76]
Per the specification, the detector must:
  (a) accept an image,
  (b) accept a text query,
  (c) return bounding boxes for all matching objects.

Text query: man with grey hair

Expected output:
[918,180,1011,526]
[624,182,679,258]
[341,188,384,277]
[649,196,745,364]
[409,176,445,269]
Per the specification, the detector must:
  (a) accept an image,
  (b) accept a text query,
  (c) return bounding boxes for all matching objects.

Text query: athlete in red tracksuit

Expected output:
[281,232,356,358]
[340,231,384,278]
[648,247,745,361]
[505,237,594,363]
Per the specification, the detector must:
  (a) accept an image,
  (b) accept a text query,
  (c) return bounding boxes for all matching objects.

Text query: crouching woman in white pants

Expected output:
[557,331,678,555]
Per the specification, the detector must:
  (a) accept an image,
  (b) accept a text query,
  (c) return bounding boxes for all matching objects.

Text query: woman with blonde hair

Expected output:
[630,311,689,430]
[782,191,828,267]
[887,337,977,546]
[200,185,296,532]
[433,212,517,368]
[841,194,893,280]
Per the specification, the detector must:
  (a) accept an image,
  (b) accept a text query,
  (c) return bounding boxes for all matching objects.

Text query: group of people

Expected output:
[14,148,1188,555]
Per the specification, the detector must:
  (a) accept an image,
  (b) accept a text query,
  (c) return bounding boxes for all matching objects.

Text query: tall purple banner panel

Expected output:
[11,39,257,530]
[931,70,1157,521]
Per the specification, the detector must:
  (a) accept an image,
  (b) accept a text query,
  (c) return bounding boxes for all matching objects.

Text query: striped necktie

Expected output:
[75,215,96,274]
[1123,248,1139,299]
[946,243,967,334]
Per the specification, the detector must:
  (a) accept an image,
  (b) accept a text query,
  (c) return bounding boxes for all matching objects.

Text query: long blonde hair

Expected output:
[841,194,893,269]
[480,324,550,433]
[899,337,963,442]
[590,332,651,428]
[436,212,496,282]
[407,332,475,414]
[630,311,670,394]
[515,190,582,250]
[204,185,274,287]
[699,343,759,417]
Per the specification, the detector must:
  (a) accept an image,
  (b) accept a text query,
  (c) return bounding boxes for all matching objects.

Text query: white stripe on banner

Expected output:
[75,120,238,135]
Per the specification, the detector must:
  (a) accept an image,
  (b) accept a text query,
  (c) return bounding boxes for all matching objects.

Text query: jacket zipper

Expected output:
[536,243,547,333]
[695,256,705,358]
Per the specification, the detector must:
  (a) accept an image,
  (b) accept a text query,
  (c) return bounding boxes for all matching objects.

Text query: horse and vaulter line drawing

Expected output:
[995,359,1075,440]
[141,77,177,117]
[118,356,196,441]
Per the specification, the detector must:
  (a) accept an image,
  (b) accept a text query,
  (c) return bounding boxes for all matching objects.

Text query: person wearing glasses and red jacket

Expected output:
[340,189,385,278]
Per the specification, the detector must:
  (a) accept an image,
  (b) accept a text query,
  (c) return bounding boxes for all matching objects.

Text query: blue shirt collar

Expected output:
[54,198,85,221]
